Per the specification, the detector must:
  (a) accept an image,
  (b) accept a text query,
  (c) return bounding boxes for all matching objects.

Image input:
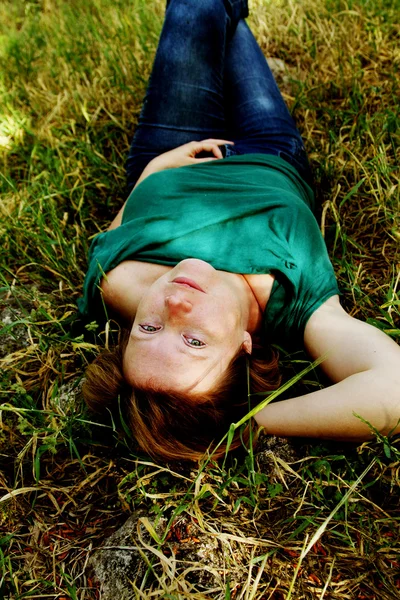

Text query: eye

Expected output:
[139,324,161,333]
[184,336,206,348]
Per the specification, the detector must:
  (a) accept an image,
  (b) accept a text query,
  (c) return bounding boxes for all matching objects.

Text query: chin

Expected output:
[176,258,216,272]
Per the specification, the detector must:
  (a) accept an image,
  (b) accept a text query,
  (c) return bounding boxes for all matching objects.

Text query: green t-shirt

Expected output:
[78,154,339,347]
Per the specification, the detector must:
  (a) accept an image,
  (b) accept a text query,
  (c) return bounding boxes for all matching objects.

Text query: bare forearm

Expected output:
[255,369,400,441]
[108,160,163,230]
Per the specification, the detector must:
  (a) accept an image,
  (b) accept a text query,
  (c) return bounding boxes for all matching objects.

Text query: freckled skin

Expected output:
[123,259,260,392]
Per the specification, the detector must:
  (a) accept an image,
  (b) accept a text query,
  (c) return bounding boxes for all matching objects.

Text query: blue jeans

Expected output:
[126,0,312,193]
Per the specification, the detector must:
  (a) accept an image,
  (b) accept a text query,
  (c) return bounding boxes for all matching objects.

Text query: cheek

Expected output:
[217,294,242,320]
[207,303,242,335]
[136,294,163,319]
[136,277,169,312]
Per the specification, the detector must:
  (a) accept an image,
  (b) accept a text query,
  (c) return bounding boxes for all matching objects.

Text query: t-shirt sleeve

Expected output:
[263,205,340,347]
[76,231,110,322]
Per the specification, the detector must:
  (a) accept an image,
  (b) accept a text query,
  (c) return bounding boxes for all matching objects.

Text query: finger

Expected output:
[199,138,234,145]
[198,143,224,158]
[211,145,223,159]
[193,142,224,158]
[191,157,219,163]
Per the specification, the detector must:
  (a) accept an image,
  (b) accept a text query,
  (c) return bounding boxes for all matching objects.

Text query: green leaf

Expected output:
[267,483,283,498]
[232,353,330,429]
[383,443,392,459]
[225,581,232,600]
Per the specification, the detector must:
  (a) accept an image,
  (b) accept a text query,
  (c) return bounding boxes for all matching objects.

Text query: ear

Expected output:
[242,331,252,355]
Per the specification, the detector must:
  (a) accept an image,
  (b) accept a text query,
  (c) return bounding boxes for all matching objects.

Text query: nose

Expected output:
[165,294,192,315]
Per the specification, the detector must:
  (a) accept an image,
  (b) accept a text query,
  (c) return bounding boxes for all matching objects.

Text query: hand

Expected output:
[108,139,233,231]
[148,138,234,172]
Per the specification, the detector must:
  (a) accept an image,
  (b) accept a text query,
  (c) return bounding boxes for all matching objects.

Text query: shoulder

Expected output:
[99,261,138,321]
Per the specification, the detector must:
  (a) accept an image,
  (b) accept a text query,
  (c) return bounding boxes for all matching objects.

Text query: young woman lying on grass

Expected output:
[78,0,400,461]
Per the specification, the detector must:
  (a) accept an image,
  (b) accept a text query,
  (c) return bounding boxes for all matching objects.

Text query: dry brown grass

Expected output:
[1,0,399,598]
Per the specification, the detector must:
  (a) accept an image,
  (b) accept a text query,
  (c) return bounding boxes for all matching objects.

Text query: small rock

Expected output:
[57,378,84,412]
[255,433,299,477]
[266,57,290,83]
[89,511,226,598]
[0,306,30,359]
[89,510,149,600]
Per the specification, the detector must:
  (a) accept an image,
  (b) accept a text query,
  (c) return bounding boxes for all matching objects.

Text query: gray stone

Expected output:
[89,510,151,600]
[266,57,287,75]
[57,378,84,412]
[0,305,30,359]
[88,510,227,598]
[266,57,290,83]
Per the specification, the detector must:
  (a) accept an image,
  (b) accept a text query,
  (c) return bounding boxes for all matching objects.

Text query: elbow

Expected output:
[366,369,400,437]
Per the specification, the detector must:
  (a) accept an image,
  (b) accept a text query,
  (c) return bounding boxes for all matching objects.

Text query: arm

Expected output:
[254,295,400,440]
[108,138,233,231]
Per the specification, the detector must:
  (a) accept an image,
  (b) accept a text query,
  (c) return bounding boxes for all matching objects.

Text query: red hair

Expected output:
[83,330,281,461]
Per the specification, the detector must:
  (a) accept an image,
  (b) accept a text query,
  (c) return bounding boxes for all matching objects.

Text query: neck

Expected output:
[241,272,276,334]
[227,272,263,335]
[242,276,264,334]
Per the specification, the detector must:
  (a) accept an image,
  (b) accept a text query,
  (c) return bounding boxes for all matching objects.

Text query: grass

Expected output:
[1,0,399,598]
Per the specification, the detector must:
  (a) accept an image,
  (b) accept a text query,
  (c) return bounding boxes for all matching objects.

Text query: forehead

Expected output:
[123,337,236,393]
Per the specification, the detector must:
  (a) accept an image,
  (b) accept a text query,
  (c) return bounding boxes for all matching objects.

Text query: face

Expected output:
[123,259,252,393]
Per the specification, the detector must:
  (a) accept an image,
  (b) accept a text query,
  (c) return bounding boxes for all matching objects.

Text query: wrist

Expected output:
[134,157,167,189]
[146,154,171,173]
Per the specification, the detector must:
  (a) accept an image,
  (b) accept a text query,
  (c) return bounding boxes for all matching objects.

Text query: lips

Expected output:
[172,277,206,293]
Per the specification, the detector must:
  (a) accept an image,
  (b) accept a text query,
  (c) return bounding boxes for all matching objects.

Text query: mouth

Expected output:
[172,277,206,293]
